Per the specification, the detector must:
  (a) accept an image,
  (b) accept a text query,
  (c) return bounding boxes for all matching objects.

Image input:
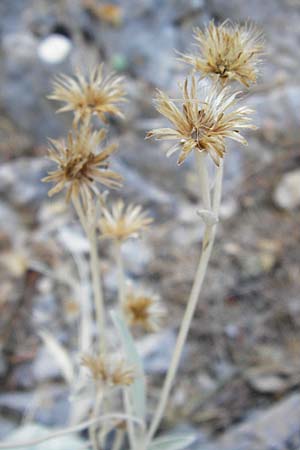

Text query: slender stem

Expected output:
[195,152,211,210]
[111,429,124,450]
[115,241,126,305]
[72,196,106,354]
[0,413,145,449]
[89,389,103,450]
[87,224,106,355]
[123,389,137,450]
[146,159,224,444]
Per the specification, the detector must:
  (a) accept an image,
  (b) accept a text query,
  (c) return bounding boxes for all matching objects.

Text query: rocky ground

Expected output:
[0,0,300,449]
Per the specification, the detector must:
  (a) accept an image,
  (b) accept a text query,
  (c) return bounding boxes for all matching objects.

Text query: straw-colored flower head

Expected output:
[42,124,122,207]
[81,353,135,387]
[98,200,153,242]
[179,21,263,87]
[147,75,255,166]
[123,289,165,332]
[49,64,126,124]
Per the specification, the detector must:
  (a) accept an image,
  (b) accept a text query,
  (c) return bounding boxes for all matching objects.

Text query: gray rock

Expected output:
[0,157,50,207]
[217,393,300,450]
[273,169,300,210]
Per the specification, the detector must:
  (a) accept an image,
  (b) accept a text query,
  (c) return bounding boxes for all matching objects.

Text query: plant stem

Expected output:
[123,389,137,450]
[72,196,106,354]
[146,159,224,444]
[0,413,145,449]
[111,429,124,450]
[89,389,103,450]
[115,241,126,305]
[195,151,211,210]
[87,224,106,355]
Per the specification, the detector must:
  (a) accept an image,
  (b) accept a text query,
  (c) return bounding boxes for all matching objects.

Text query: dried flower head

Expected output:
[179,21,263,87]
[81,353,135,387]
[123,289,165,332]
[42,124,122,206]
[98,200,153,242]
[147,76,255,166]
[49,64,126,124]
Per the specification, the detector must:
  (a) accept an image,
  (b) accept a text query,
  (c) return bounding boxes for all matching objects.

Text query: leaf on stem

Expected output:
[111,310,146,420]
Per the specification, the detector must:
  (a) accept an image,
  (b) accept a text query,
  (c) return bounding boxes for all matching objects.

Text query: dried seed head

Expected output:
[98,200,153,242]
[179,21,263,87]
[49,64,126,124]
[123,288,165,332]
[42,124,122,207]
[147,75,255,166]
[81,353,135,387]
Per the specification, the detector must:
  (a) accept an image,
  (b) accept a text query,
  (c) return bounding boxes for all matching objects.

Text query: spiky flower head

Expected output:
[81,353,135,388]
[123,288,165,332]
[147,75,255,166]
[98,200,153,242]
[179,21,263,87]
[42,124,122,207]
[49,64,126,124]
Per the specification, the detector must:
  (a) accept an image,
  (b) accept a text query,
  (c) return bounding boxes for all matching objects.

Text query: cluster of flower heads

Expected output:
[43,65,126,207]
[147,20,263,167]
[43,61,163,337]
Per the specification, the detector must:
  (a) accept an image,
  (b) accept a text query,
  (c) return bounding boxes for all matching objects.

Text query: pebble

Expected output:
[37,34,72,64]
[273,170,300,211]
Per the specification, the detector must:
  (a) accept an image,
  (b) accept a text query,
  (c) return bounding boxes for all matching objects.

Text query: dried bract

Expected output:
[42,124,122,207]
[123,289,165,332]
[147,76,255,166]
[81,353,135,387]
[98,200,153,242]
[179,21,263,87]
[49,64,126,124]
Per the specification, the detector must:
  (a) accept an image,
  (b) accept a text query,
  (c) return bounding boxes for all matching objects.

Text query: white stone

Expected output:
[273,169,300,210]
[37,34,72,64]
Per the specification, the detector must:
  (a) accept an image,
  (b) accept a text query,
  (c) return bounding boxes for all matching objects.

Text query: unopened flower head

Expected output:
[98,200,153,242]
[123,288,165,332]
[49,64,126,124]
[42,124,122,207]
[179,21,263,87]
[147,75,255,166]
[81,353,135,388]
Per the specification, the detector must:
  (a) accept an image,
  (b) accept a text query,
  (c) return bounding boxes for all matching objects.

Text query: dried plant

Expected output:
[123,288,165,332]
[42,124,122,208]
[147,75,255,166]
[82,353,135,387]
[49,64,126,124]
[3,18,263,450]
[179,20,263,86]
[98,200,153,242]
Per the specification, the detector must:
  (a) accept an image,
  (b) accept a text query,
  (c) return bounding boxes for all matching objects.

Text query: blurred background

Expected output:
[0,0,300,449]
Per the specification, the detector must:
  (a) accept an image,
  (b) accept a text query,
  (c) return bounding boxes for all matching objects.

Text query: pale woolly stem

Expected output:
[195,151,211,210]
[111,429,124,450]
[89,389,103,450]
[123,389,137,450]
[115,241,126,305]
[146,158,224,443]
[72,196,106,354]
[87,224,106,355]
[0,413,145,449]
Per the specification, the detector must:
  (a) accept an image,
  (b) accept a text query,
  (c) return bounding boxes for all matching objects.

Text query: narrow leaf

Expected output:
[111,310,146,420]
[148,433,196,450]
[39,330,74,384]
